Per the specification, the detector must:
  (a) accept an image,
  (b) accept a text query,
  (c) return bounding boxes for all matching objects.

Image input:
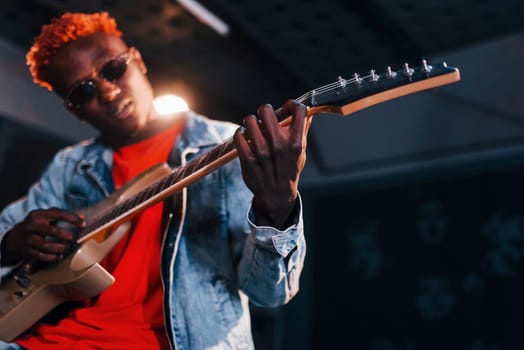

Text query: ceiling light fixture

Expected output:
[176,0,230,36]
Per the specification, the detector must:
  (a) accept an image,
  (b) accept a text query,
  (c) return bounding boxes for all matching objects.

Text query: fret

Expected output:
[109,203,126,222]
[136,185,154,205]
[193,152,204,170]
[185,158,199,175]
[150,178,166,198]
[215,143,225,159]
[155,176,168,192]
[165,170,180,189]
[178,164,190,181]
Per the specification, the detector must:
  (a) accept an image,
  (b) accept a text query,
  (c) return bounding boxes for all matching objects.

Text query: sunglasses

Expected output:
[64,50,133,110]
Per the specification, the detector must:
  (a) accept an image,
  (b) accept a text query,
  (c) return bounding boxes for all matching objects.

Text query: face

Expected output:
[45,32,157,145]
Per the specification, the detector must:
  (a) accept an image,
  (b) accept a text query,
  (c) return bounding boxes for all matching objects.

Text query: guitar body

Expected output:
[0,163,173,341]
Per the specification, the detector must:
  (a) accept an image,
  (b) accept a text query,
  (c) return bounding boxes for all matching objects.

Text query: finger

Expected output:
[45,208,86,227]
[242,115,271,164]
[257,104,282,149]
[27,209,85,233]
[26,234,70,255]
[283,100,308,145]
[23,220,73,242]
[42,240,70,254]
[23,221,55,239]
[234,127,253,162]
[233,128,261,172]
[234,127,257,181]
[27,247,63,263]
[48,225,75,241]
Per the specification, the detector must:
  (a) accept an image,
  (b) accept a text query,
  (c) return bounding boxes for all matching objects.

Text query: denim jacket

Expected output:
[0,112,306,350]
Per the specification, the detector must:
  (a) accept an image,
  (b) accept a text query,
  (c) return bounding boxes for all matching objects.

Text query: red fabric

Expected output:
[17,122,183,349]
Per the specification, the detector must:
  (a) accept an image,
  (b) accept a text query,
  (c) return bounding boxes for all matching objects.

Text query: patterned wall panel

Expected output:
[309,166,524,350]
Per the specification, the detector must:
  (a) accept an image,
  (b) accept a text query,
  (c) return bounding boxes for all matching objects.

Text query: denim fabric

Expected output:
[0,341,23,350]
[0,112,306,350]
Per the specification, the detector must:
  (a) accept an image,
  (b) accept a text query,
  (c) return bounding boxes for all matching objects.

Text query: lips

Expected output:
[112,99,133,119]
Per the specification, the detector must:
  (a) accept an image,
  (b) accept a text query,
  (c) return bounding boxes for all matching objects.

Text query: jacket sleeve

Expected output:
[0,152,69,279]
[224,158,306,308]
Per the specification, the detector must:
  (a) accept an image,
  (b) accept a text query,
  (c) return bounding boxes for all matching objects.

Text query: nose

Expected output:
[97,78,121,102]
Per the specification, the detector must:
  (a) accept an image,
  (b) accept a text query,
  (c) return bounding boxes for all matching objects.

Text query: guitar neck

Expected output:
[78,60,460,243]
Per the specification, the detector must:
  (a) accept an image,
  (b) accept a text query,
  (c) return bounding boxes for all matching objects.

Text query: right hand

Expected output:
[1,208,85,265]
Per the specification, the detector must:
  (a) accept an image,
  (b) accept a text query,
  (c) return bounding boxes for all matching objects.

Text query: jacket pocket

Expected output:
[185,171,226,235]
[64,191,89,210]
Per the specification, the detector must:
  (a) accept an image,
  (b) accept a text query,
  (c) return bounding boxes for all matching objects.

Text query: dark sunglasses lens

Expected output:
[68,81,96,107]
[100,58,127,81]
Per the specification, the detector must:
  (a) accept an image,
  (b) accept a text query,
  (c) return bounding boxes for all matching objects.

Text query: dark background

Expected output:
[302,168,524,350]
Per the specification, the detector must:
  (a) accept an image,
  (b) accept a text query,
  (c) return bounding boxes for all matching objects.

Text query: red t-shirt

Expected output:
[17,122,183,349]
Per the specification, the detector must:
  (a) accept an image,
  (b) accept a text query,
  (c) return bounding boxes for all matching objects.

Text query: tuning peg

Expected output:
[337,75,347,87]
[402,63,414,76]
[369,69,379,82]
[353,73,363,84]
[385,66,397,78]
[421,59,433,73]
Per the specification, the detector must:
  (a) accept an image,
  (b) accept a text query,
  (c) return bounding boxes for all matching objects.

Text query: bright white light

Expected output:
[153,94,189,115]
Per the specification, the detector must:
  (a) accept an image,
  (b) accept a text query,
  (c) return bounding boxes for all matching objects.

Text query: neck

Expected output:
[102,111,187,149]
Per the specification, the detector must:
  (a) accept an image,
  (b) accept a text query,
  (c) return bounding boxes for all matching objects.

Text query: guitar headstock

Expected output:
[300,60,461,116]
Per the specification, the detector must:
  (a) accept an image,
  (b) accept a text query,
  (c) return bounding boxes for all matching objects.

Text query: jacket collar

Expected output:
[176,111,230,150]
[74,140,114,196]
[73,111,229,191]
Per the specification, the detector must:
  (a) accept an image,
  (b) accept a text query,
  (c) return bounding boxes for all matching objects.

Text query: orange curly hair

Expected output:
[26,12,122,91]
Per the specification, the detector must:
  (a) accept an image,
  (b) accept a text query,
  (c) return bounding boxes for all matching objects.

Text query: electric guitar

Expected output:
[0,60,461,341]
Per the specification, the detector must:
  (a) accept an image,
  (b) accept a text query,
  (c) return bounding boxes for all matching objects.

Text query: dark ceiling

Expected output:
[0,0,523,123]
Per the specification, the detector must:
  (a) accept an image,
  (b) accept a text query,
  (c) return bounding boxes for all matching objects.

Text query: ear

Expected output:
[130,47,147,74]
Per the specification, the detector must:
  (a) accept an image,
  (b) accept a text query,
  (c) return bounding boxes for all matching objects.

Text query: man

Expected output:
[0,12,308,349]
